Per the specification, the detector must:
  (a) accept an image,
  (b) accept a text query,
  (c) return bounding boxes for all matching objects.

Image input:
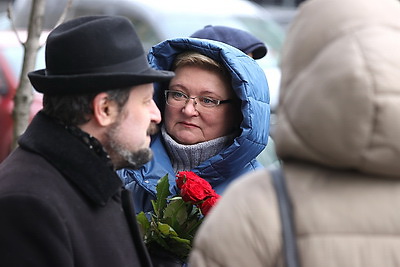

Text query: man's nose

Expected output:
[151,99,162,123]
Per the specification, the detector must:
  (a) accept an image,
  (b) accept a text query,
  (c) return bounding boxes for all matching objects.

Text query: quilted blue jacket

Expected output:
[117,37,270,212]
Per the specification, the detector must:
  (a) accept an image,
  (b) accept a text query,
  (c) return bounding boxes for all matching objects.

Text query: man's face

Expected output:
[105,83,161,169]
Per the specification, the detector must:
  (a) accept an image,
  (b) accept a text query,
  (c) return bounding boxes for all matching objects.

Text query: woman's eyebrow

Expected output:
[168,84,187,91]
[169,84,224,98]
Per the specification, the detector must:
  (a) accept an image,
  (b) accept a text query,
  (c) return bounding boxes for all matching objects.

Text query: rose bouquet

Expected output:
[136,171,220,263]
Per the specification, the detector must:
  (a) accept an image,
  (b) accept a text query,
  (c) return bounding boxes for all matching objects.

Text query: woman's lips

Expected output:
[179,121,199,128]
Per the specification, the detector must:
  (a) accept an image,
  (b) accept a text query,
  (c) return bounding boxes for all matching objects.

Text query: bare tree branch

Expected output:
[7,3,24,46]
[10,0,75,152]
[54,0,74,28]
[11,0,46,150]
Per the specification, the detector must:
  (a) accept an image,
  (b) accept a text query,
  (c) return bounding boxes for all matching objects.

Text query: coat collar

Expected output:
[18,112,122,206]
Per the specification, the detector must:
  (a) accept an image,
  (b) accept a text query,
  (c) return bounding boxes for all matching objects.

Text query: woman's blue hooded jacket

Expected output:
[117,37,270,212]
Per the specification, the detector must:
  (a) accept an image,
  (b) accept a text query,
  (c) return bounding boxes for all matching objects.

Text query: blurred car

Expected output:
[10,0,285,167]
[67,0,285,169]
[0,30,45,162]
[262,5,298,31]
[12,0,285,111]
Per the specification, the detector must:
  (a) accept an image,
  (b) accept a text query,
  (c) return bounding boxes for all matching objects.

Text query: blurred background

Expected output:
[0,0,300,162]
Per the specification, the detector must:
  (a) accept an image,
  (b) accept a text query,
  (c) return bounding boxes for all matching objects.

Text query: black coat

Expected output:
[0,112,152,267]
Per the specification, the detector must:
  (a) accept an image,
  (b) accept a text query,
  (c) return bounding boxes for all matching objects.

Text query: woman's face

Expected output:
[164,65,240,145]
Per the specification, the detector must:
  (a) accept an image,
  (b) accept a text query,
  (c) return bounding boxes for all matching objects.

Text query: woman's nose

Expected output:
[182,98,199,115]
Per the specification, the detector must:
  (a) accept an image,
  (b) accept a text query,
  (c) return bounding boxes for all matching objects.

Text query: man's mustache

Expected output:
[147,123,159,136]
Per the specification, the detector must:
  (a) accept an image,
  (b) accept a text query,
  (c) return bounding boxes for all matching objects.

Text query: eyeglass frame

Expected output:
[164,90,233,109]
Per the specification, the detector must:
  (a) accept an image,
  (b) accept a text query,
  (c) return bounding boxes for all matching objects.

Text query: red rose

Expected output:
[199,195,220,216]
[176,171,207,189]
[176,171,191,189]
[176,171,217,202]
[176,171,221,216]
[180,179,213,203]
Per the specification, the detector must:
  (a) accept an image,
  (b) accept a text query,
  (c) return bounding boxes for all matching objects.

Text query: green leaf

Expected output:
[167,236,192,259]
[157,222,178,237]
[136,212,150,237]
[153,174,171,217]
[182,217,202,237]
[170,235,191,246]
[164,198,188,225]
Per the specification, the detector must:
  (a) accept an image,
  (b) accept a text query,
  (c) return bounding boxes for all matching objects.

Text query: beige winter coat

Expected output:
[189,0,400,266]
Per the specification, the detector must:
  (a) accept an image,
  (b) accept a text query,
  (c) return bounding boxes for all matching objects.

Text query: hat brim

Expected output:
[28,68,174,95]
[244,43,267,60]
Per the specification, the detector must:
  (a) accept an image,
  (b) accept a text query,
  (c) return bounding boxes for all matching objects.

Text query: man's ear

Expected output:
[92,92,118,127]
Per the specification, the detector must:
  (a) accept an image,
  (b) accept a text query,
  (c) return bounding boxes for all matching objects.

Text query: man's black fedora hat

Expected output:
[28,15,174,95]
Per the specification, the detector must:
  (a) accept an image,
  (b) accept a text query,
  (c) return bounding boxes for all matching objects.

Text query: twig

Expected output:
[7,2,24,47]
[54,0,74,28]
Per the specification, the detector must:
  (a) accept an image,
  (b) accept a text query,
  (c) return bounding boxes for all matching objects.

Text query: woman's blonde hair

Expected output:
[171,51,230,82]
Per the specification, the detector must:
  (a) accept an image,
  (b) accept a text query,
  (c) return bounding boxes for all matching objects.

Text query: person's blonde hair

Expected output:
[171,51,230,82]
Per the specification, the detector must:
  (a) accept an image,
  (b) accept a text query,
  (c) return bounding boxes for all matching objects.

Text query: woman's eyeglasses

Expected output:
[164,90,232,109]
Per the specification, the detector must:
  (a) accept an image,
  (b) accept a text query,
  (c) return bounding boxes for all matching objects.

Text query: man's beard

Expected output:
[105,122,159,170]
[111,145,153,170]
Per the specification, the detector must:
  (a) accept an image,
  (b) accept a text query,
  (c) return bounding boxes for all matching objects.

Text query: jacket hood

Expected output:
[274,0,400,178]
[148,38,270,177]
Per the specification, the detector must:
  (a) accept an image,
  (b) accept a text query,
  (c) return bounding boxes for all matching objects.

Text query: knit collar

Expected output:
[18,112,122,206]
[161,125,234,173]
